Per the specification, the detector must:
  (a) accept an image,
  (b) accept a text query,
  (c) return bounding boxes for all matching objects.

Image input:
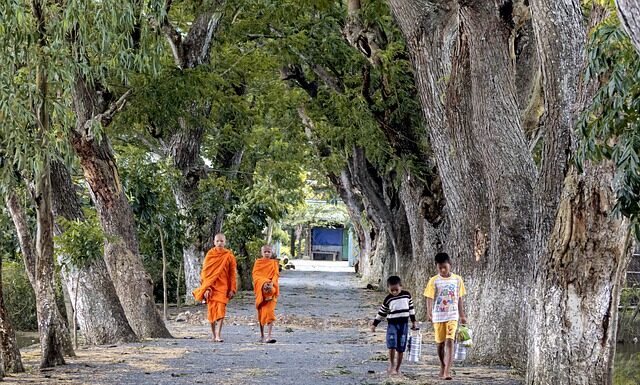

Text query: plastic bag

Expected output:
[457,324,473,347]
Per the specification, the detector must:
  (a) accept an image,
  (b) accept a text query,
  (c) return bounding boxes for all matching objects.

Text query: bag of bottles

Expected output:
[407,328,422,363]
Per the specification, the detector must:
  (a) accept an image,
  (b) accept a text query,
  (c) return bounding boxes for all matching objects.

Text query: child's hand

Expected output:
[412,321,418,330]
[370,325,376,333]
[227,290,235,299]
[460,315,467,325]
[204,289,211,300]
[427,313,432,323]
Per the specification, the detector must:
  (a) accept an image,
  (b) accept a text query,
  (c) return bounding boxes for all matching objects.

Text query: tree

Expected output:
[51,161,137,345]
[385,1,631,383]
[0,0,78,367]
[9,0,171,339]
[240,0,442,302]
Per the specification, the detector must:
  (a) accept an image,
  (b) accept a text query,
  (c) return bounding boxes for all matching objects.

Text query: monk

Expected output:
[252,245,280,343]
[192,233,237,342]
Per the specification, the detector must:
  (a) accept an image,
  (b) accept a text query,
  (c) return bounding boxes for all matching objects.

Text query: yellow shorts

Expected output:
[433,320,458,343]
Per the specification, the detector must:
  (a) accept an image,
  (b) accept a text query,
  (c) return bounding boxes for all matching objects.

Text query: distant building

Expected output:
[285,199,358,266]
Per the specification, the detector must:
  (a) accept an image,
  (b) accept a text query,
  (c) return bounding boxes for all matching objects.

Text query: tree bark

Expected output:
[0,255,24,373]
[347,147,413,275]
[50,161,138,345]
[530,0,586,249]
[32,158,68,367]
[527,163,630,385]
[159,10,224,303]
[616,0,640,54]
[158,226,168,321]
[397,172,445,318]
[168,124,207,304]
[70,77,171,339]
[463,1,537,367]
[387,0,537,368]
[525,2,630,384]
[6,192,74,368]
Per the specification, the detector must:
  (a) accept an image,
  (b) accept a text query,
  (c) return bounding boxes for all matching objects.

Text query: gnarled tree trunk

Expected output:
[159,10,224,302]
[397,172,446,318]
[168,125,207,304]
[387,0,536,367]
[525,2,630,384]
[71,77,171,339]
[527,164,630,385]
[50,161,138,345]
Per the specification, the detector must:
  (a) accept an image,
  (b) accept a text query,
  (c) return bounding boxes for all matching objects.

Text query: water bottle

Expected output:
[407,328,422,363]
[454,342,467,361]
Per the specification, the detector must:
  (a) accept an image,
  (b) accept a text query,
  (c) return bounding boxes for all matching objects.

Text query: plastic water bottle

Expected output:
[454,342,467,361]
[407,328,422,363]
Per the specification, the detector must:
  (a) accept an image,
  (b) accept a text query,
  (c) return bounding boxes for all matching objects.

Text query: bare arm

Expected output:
[426,298,433,322]
[458,297,467,324]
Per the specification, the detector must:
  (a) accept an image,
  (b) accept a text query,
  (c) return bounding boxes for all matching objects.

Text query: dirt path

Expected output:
[6,261,523,385]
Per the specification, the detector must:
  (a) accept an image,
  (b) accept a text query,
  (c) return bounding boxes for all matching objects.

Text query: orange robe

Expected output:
[252,258,279,326]
[192,248,237,322]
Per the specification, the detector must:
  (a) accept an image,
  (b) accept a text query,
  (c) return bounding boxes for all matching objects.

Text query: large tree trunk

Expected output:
[616,0,640,54]
[0,255,24,373]
[169,125,207,304]
[71,78,171,339]
[463,1,537,367]
[50,161,138,345]
[525,2,630,384]
[159,11,223,302]
[347,147,413,274]
[527,164,630,385]
[387,0,536,367]
[397,172,446,319]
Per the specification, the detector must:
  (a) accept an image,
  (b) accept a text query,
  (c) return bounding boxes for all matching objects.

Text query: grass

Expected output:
[614,352,640,385]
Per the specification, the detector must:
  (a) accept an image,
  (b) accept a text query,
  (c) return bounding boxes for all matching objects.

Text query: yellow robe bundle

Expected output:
[192,248,237,322]
[252,258,279,326]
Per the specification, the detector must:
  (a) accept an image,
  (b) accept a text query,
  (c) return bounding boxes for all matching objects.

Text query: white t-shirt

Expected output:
[423,274,466,323]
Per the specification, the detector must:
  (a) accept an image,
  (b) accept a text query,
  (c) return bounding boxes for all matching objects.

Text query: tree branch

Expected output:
[5,193,36,285]
[82,89,132,134]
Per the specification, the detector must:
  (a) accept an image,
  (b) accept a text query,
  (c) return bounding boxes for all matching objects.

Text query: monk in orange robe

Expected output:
[252,245,280,343]
[192,233,237,342]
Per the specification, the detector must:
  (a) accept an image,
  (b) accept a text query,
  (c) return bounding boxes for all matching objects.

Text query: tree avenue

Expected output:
[0,0,638,383]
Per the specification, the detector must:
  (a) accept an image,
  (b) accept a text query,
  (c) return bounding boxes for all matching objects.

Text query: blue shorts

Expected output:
[386,322,409,352]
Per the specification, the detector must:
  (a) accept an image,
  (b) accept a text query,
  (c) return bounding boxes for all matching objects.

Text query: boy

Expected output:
[192,233,237,342]
[424,252,467,380]
[252,245,280,343]
[371,276,417,376]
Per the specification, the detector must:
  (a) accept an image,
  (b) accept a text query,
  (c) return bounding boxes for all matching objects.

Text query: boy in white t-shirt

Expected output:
[424,252,467,380]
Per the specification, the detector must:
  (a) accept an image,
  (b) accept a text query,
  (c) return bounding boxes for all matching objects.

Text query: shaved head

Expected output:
[214,233,226,249]
[261,244,274,258]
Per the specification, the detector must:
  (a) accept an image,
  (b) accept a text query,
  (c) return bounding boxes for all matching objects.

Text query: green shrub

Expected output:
[614,352,640,385]
[2,261,37,331]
